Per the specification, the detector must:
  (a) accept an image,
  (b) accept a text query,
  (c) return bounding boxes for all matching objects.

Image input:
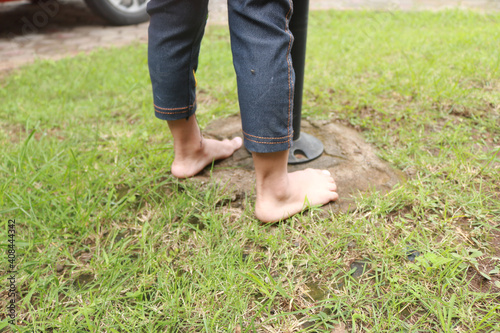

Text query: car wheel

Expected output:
[84,0,150,26]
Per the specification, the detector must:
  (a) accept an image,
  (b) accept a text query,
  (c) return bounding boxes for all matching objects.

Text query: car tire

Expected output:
[84,0,150,26]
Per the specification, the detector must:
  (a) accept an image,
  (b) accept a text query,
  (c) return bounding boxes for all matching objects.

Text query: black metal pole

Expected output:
[288,0,324,164]
[289,0,309,141]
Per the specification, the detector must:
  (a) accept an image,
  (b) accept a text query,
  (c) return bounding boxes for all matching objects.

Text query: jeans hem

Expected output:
[244,138,291,153]
[243,132,292,153]
[154,102,197,121]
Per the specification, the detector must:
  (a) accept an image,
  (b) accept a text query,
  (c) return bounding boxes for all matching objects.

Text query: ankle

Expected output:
[167,116,205,159]
[252,150,290,201]
[174,137,205,160]
[257,172,290,202]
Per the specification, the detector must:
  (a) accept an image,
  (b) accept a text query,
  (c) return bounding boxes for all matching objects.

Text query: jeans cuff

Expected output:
[243,131,292,153]
[154,102,197,121]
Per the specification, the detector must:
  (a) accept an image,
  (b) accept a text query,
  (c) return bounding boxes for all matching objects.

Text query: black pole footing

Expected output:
[288,132,324,164]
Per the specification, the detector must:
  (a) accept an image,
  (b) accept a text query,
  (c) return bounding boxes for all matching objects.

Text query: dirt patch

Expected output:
[466,266,500,294]
[490,229,500,257]
[459,227,500,293]
[0,123,66,143]
[193,114,405,215]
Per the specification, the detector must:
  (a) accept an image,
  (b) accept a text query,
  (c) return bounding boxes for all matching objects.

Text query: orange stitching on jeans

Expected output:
[285,0,293,147]
[245,136,291,145]
[155,108,189,115]
[242,129,292,140]
[154,103,195,111]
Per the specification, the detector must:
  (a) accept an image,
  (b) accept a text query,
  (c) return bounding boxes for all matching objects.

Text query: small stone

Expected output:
[331,323,347,333]
[407,249,420,262]
[350,260,371,278]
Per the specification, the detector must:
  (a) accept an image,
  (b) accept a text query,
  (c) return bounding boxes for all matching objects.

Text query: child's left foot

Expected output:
[171,137,242,178]
[167,115,243,178]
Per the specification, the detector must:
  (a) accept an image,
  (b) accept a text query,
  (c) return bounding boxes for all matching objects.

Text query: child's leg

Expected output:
[147,0,242,178]
[253,151,338,223]
[166,116,242,178]
[228,0,338,222]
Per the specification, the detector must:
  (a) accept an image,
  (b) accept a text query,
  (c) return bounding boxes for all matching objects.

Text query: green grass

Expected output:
[1,9,499,332]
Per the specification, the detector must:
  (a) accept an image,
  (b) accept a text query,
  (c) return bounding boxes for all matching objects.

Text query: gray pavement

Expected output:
[0,0,499,72]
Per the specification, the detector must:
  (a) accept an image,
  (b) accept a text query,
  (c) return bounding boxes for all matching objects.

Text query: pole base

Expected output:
[288,132,324,164]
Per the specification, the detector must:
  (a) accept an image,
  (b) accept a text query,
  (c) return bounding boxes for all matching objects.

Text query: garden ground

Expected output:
[0,8,499,333]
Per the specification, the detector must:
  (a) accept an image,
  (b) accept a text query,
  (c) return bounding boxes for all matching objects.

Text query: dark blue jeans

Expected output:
[147,0,295,153]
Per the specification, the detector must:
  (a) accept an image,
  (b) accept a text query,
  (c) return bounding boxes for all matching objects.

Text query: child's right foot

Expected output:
[254,168,338,223]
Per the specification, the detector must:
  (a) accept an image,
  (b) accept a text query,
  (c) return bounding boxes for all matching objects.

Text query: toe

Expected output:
[232,137,243,149]
[321,170,331,176]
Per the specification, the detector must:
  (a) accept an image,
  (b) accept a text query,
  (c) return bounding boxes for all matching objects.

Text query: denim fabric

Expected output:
[147,0,295,153]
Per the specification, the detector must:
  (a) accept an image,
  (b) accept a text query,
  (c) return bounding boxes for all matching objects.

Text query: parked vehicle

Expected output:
[83,0,149,25]
[0,0,150,25]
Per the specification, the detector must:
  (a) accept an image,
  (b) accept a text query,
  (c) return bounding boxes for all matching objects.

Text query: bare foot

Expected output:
[171,137,243,178]
[255,168,338,223]
[166,115,242,178]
